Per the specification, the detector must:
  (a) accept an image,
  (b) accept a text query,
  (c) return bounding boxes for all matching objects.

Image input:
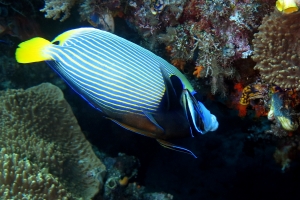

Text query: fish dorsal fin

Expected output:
[108,118,157,138]
[143,111,164,132]
[159,66,182,110]
[156,139,197,158]
[51,29,80,46]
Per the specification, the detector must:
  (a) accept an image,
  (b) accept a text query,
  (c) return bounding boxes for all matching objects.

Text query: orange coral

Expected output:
[171,59,186,71]
[119,176,129,186]
[113,11,124,18]
[193,66,204,78]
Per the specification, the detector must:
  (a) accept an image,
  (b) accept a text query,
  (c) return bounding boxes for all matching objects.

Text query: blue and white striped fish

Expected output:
[15,27,218,157]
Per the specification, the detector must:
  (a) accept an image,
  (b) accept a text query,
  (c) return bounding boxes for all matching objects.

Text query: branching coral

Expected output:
[158,23,234,95]
[40,0,79,21]
[193,65,204,78]
[156,0,274,95]
[38,0,275,96]
[0,83,106,199]
[252,10,300,91]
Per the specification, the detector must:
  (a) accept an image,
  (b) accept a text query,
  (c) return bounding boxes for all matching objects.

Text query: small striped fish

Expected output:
[16,27,218,157]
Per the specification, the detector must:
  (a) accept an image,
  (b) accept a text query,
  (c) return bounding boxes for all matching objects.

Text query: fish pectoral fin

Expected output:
[108,118,156,138]
[143,111,164,132]
[156,139,197,158]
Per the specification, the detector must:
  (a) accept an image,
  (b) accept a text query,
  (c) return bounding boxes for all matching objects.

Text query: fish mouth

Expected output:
[181,90,219,134]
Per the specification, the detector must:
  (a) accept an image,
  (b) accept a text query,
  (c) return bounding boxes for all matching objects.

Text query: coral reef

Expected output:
[268,92,299,131]
[102,153,141,200]
[38,0,275,95]
[0,83,106,199]
[41,0,123,28]
[127,0,186,44]
[13,0,300,177]
[252,10,300,91]
[238,82,300,171]
[90,150,175,200]
[79,0,122,32]
[236,82,269,117]
[234,81,300,131]
[156,0,275,95]
[40,0,77,21]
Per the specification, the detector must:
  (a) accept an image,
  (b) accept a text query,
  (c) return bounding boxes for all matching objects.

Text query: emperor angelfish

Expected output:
[15,27,218,158]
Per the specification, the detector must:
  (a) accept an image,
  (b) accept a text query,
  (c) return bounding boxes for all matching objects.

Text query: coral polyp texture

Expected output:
[252,10,300,91]
[0,83,106,199]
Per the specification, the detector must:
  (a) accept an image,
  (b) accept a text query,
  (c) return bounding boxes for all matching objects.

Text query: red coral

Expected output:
[234,83,243,92]
[252,104,267,118]
[230,83,247,117]
[181,0,204,21]
[236,103,247,117]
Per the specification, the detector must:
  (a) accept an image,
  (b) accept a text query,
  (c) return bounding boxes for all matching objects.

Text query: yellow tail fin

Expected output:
[15,37,52,64]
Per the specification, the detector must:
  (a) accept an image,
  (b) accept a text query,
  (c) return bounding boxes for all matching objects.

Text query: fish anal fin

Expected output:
[108,118,156,138]
[156,139,197,158]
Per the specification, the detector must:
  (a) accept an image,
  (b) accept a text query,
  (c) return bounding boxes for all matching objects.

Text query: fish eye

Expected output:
[52,41,60,45]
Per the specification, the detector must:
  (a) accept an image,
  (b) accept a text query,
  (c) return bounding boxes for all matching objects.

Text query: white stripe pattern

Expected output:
[45,28,194,115]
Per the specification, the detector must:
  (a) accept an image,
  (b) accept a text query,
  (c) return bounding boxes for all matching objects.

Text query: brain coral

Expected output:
[0,83,106,199]
[252,10,300,90]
